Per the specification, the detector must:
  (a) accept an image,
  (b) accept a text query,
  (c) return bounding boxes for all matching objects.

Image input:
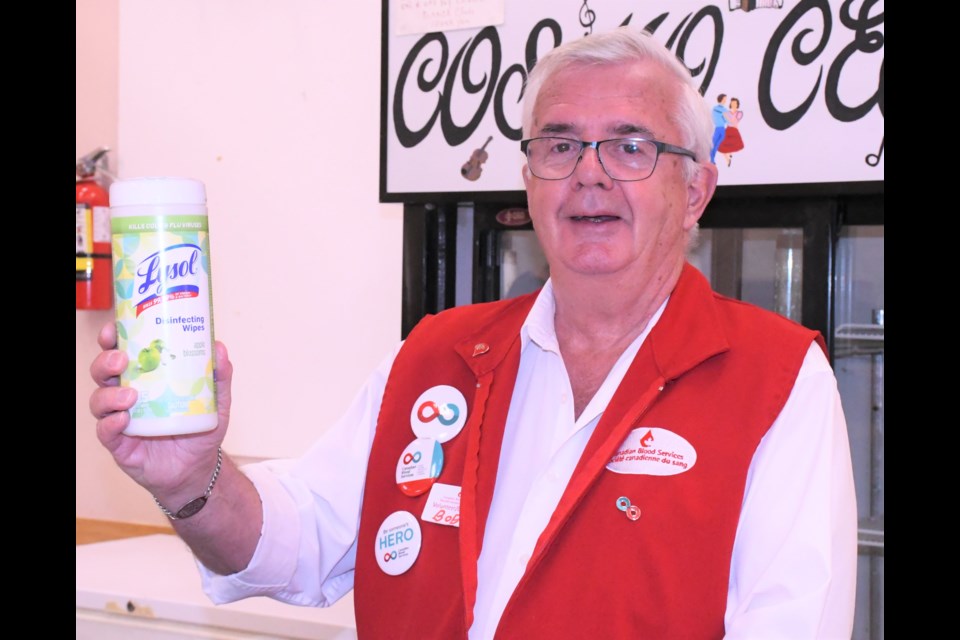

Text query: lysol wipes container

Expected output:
[110,177,218,436]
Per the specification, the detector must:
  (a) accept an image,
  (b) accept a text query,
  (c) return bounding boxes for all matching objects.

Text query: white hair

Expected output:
[520,26,713,183]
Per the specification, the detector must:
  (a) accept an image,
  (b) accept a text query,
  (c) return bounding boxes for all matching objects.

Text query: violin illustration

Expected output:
[461,136,493,181]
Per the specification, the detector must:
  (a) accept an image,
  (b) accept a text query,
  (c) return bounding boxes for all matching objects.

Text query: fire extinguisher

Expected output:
[76,147,113,310]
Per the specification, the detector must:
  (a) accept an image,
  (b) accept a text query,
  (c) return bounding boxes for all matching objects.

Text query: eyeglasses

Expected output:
[520,136,697,182]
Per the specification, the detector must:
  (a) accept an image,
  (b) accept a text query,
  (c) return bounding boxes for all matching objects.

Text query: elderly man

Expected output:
[90,26,857,640]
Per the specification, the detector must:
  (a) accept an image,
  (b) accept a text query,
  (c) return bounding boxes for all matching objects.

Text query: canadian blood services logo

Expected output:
[396,437,444,497]
[416,400,460,426]
[376,511,422,576]
[410,385,467,442]
[606,427,698,476]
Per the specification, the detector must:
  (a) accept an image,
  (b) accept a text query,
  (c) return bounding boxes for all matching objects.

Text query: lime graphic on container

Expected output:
[111,177,218,436]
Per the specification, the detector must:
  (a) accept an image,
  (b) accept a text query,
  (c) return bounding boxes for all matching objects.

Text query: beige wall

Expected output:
[77,1,404,525]
[76,0,165,524]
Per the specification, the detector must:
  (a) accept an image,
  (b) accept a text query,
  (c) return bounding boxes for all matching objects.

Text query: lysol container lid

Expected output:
[110,177,206,207]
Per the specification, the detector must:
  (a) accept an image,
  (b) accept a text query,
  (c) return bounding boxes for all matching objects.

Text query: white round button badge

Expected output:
[396,437,444,497]
[410,385,468,443]
[375,510,422,576]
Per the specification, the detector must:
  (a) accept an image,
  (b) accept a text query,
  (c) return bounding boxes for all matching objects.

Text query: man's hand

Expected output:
[89,321,234,505]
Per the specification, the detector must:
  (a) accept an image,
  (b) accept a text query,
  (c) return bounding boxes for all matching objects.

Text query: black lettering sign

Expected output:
[826,0,884,122]
[393,32,448,147]
[760,0,884,131]
[439,27,500,147]
[393,9,723,147]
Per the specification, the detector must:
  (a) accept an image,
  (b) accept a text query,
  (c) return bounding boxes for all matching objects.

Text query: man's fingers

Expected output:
[90,349,128,388]
[97,321,118,350]
[90,386,137,451]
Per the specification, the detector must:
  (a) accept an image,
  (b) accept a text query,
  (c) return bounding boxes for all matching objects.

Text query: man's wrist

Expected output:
[153,447,223,520]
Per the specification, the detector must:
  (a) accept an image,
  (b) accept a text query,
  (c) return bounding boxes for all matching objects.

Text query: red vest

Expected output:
[355,264,823,639]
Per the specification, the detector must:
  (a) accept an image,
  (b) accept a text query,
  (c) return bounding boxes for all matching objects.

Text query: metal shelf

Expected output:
[835,323,884,343]
[858,516,884,552]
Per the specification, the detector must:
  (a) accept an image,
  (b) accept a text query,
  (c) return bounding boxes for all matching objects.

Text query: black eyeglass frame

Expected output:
[519,136,698,182]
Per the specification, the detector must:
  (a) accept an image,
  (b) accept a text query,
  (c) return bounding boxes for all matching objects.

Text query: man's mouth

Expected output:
[570,215,620,223]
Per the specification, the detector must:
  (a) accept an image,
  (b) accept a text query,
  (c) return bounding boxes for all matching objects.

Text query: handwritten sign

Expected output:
[394,0,505,36]
[381,0,884,201]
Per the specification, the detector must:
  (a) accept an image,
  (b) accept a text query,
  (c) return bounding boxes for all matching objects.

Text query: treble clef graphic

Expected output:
[579,1,596,36]
[866,137,883,167]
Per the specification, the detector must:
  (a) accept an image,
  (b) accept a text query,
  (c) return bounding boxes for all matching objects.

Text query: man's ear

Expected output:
[684,162,718,231]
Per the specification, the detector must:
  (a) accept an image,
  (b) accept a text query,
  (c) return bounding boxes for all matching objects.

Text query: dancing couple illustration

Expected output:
[710,93,745,167]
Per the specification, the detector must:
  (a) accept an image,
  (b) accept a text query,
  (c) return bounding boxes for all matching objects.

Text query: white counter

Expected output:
[76,534,357,639]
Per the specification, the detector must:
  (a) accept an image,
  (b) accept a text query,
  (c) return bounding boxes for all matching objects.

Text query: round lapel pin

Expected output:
[375,511,422,576]
[410,385,468,443]
[616,496,641,521]
[396,437,444,497]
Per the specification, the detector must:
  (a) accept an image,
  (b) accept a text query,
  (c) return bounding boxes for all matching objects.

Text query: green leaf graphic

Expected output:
[149,400,170,418]
[122,235,140,253]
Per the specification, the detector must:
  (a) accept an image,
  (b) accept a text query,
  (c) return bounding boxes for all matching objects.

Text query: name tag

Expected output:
[420,482,461,527]
[606,427,697,476]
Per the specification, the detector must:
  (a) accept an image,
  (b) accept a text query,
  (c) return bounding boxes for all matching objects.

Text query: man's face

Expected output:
[523,60,716,283]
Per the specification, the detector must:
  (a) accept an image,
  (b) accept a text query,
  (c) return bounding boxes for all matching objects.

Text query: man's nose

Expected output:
[573,144,613,186]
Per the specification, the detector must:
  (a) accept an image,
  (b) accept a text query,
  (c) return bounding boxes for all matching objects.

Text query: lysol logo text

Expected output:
[134,243,202,316]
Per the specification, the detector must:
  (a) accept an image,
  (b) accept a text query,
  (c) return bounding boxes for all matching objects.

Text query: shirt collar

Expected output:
[520,278,560,354]
[520,278,669,357]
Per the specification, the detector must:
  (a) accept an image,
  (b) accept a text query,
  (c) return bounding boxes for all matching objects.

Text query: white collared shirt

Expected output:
[200,280,857,639]
[471,279,661,639]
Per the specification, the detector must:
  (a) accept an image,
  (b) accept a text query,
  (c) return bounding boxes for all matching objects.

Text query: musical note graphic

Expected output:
[579,1,596,36]
[866,137,883,167]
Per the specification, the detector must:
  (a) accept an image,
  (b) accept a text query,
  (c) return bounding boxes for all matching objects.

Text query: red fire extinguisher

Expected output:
[76,147,113,310]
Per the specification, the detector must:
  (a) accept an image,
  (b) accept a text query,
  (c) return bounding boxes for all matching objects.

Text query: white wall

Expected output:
[76,0,163,524]
[77,0,404,524]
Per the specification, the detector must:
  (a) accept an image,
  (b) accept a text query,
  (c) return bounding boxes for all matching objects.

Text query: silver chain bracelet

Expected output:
[153,446,223,520]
